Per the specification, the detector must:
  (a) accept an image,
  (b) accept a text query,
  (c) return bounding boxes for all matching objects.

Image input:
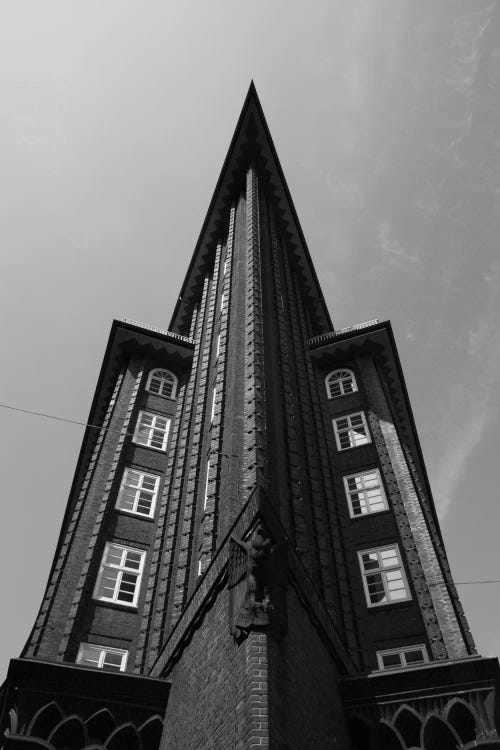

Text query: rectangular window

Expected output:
[333,411,370,450]
[94,543,145,607]
[133,411,170,451]
[116,468,159,518]
[359,545,410,607]
[223,259,228,276]
[376,645,428,670]
[216,333,221,358]
[344,469,387,517]
[77,643,128,672]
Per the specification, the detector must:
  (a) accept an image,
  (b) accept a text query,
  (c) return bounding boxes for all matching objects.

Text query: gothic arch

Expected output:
[393,705,422,748]
[139,715,163,748]
[421,714,461,750]
[105,723,140,750]
[445,698,478,744]
[85,708,116,744]
[47,715,86,748]
[28,702,64,740]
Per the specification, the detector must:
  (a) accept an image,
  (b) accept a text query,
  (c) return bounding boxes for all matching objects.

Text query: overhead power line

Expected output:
[0,403,499,588]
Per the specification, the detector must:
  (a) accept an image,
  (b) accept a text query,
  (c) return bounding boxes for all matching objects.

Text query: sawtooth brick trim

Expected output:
[198,223,234,575]
[279,227,320,583]
[26,366,126,657]
[402,443,477,655]
[268,207,311,562]
[357,354,463,660]
[134,376,188,672]
[172,251,219,612]
[148,278,211,662]
[58,357,146,659]
[267,206,294,541]
[244,166,267,495]
[292,276,360,662]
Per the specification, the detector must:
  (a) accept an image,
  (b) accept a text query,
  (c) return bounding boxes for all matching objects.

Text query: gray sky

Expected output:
[1,1,499,677]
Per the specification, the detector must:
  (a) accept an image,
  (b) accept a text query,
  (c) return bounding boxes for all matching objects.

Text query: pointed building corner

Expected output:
[2,86,499,750]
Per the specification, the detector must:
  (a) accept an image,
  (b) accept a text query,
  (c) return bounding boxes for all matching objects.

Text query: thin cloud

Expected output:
[434,261,500,517]
[376,220,421,270]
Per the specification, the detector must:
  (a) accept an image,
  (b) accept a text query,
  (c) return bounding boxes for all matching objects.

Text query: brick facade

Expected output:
[2,84,498,750]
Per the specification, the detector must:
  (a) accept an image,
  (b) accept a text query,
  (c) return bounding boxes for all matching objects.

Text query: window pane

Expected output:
[97,570,119,599]
[405,649,425,664]
[124,551,142,569]
[362,552,380,571]
[103,651,124,668]
[381,653,402,668]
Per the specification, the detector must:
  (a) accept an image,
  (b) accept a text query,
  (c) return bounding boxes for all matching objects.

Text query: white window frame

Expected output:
[116,468,160,518]
[344,469,388,518]
[93,543,146,608]
[326,368,358,399]
[220,292,225,313]
[333,411,371,451]
[376,645,428,670]
[358,545,411,608]
[216,333,221,358]
[76,643,128,672]
[133,411,170,452]
[146,368,177,399]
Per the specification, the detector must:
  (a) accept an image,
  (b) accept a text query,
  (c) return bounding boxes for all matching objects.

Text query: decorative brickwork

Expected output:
[148,277,211,660]
[402,443,477,656]
[358,354,457,660]
[172,255,218,607]
[134,376,188,672]
[57,358,146,659]
[8,84,498,750]
[198,211,235,575]
[243,166,267,495]
[27,364,126,658]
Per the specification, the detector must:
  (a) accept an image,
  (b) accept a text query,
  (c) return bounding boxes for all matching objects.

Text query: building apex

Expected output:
[169,84,333,336]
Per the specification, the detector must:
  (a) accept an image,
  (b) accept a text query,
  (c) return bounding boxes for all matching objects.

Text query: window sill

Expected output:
[115,509,156,523]
[337,442,373,453]
[349,508,391,521]
[93,598,139,613]
[365,598,413,611]
[132,441,167,453]
[145,392,177,402]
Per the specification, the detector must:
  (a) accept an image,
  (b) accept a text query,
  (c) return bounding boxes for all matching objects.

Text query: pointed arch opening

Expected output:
[85,708,116,744]
[422,714,461,750]
[446,699,478,744]
[48,715,86,749]
[28,701,64,740]
[394,705,422,748]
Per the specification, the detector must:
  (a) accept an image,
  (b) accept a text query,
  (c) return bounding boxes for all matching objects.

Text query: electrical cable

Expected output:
[0,401,498,588]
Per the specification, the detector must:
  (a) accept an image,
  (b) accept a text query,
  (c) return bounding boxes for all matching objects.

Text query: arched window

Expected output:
[326,368,357,398]
[146,368,177,399]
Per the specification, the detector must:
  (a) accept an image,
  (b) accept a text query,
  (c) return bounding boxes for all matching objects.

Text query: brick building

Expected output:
[1,84,499,749]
